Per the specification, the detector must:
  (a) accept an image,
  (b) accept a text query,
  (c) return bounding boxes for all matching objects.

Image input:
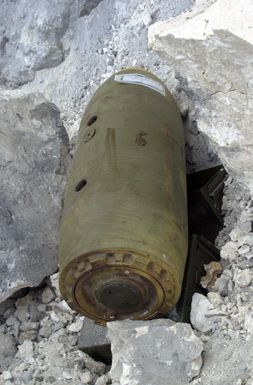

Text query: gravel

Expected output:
[190,178,253,385]
[0,276,110,385]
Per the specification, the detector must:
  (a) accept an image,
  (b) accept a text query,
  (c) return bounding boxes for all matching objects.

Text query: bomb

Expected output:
[59,68,188,324]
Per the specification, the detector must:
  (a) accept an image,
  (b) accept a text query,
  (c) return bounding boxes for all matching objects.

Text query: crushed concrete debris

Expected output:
[190,178,253,384]
[0,275,109,385]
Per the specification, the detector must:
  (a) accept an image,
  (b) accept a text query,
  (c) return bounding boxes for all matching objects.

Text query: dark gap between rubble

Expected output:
[166,165,228,323]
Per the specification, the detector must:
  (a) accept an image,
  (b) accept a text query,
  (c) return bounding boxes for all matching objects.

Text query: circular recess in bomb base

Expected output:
[96,281,141,311]
[73,265,167,323]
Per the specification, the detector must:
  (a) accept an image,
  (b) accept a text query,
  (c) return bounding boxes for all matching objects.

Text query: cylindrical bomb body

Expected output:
[59,68,188,324]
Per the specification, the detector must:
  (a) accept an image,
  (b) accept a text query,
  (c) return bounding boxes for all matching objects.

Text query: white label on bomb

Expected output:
[114,73,166,96]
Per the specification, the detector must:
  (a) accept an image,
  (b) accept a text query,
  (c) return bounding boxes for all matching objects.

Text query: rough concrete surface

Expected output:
[0,92,69,303]
[149,0,253,194]
[0,0,103,87]
[108,319,203,385]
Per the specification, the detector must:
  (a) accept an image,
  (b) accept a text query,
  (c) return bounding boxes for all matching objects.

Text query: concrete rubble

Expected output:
[108,319,203,385]
[149,0,253,195]
[190,178,253,385]
[0,273,109,385]
[0,92,70,303]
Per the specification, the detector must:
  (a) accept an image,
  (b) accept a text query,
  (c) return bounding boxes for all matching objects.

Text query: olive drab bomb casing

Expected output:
[59,68,188,324]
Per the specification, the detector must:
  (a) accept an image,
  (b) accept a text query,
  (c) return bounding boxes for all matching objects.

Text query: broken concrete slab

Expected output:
[149,0,253,195]
[0,91,70,303]
[108,319,203,385]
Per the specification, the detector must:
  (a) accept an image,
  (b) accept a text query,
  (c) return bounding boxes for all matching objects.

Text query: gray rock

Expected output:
[45,375,57,383]
[141,12,153,27]
[67,317,83,333]
[68,334,78,346]
[15,308,29,323]
[149,0,253,195]
[94,374,110,385]
[3,308,15,320]
[80,352,106,375]
[58,332,77,346]
[62,371,73,380]
[1,371,12,381]
[54,300,75,314]
[0,324,7,334]
[79,371,93,384]
[0,92,69,303]
[51,303,74,327]
[245,251,253,261]
[239,245,250,255]
[41,288,55,304]
[19,329,37,344]
[220,241,239,261]
[230,222,252,242]
[0,332,17,371]
[207,292,224,308]
[234,269,252,288]
[191,293,213,333]
[6,315,20,337]
[50,272,61,297]
[244,311,253,334]
[79,0,104,17]
[0,0,70,86]
[17,340,34,359]
[238,234,253,247]
[37,304,47,313]
[14,295,32,322]
[51,321,64,334]
[50,311,60,323]
[0,0,105,87]
[29,301,43,322]
[18,368,35,384]
[78,317,110,364]
[58,334,70,344]
[0,299,15,319]
[39,317,53,338]
[4,381,13,385]
[215,270,234,297]
[108,319,203,385]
